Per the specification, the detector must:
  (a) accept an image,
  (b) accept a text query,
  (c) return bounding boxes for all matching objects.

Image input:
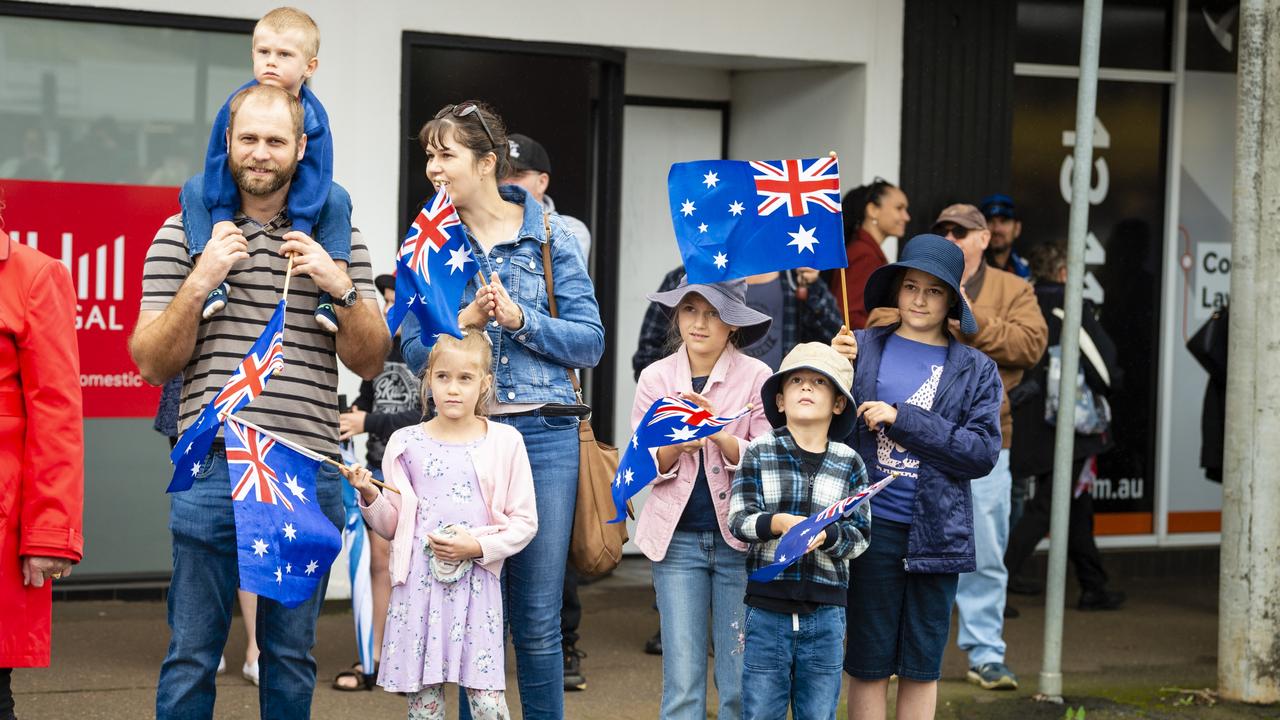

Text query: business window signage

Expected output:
[2,179,177,418]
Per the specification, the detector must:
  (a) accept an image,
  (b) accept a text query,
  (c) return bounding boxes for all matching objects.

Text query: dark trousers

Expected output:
[1004,460,1109,594]
[1,668,14,719]
[562,564,582,648]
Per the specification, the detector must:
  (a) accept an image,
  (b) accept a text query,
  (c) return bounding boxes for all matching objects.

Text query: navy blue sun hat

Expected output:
[863,233,979,334]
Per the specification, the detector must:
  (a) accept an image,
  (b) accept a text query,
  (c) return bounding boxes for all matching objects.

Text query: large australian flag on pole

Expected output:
[225,415,342,609]
[385,188,476,344]
[610,396,752,524]
[167,300,287,493]
[667,156,848,284]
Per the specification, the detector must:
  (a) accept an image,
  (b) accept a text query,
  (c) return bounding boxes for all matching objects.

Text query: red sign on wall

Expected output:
[1,179,179,418]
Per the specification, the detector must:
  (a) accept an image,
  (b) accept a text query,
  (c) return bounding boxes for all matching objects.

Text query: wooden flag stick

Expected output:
[226,414,400,495]
[840,267,852,330]
[281,254,296,304]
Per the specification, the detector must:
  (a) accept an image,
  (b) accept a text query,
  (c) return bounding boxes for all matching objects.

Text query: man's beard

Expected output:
[231,156,296,196]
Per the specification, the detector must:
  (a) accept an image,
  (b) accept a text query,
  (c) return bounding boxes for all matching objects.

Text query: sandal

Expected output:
[332,661,377,691]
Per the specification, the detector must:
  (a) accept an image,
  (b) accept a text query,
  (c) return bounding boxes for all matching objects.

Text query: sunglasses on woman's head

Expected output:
[436,102,498,150]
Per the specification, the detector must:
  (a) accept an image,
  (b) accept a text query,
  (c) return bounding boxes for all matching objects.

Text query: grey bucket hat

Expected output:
[647,277,773,349]
[761,342,857,439]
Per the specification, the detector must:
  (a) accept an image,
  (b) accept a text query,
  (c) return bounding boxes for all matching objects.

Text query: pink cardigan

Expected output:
[361,420,538,586]
[632,345,772,561]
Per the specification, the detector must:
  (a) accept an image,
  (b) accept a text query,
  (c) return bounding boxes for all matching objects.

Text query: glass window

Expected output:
[1016,0,1173,71]
[0,15,246,185]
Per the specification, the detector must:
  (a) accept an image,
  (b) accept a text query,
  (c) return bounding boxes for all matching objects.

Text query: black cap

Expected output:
[507,133,551,175]
[374,273,395,294]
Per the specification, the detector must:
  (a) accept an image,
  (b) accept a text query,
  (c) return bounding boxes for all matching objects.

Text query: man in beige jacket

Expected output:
[867,204,1047,691]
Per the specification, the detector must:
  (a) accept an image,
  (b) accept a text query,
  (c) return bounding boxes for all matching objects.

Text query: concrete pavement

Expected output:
[10,557,1278,719]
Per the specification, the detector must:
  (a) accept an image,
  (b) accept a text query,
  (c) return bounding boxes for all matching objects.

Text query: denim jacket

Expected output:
[844,325,1004,574]
[402,185,605,405]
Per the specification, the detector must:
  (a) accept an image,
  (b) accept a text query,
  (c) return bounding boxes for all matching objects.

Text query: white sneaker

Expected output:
[243,660,260,686]
[217,655,227,674]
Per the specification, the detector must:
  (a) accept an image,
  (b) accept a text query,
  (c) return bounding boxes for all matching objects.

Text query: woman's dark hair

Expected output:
[1029,242,1068,284]
[841,177,898,241]
[418,100,511,178]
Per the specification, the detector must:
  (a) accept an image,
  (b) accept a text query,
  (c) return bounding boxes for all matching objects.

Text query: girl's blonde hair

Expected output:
[421,331,494,417]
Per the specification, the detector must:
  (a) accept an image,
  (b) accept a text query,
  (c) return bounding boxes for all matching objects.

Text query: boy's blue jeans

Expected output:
[742,604,846,720]
[179,175,353,261]
[155,449,344,720]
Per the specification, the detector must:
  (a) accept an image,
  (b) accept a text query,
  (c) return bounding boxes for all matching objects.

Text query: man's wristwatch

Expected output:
[337,285,359,308]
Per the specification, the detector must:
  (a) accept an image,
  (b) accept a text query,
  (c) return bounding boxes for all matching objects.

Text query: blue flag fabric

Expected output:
[168,300,287,493]
[666,156,848,284]
[610,396,751,524]
[225,416,342,609]
[385,188,476,343]
[339,441,376,676]
[749,474,897,583]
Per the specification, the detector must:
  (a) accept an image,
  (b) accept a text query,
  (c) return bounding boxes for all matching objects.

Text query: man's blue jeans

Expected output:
[742,604,846,720]
[155,448,343,720]
[650,530,746,720]
[955,448,1012,667]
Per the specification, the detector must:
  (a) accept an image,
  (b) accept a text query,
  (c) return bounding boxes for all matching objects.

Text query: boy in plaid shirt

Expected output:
[729,342,870,720]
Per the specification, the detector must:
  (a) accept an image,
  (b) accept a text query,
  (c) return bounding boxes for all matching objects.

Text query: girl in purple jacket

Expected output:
[832,234,1002,720]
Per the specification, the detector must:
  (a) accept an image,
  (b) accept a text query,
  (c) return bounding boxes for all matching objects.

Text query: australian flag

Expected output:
[610,396,752,523]
[667,156,847,284]
[749,474,897,583]
[385,188,476,343]
[168,300,287,493]
[225,416,342,608]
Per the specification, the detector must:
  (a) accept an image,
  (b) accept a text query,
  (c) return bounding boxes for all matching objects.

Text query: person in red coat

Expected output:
[0,207,85,720]
[824,179,911,329]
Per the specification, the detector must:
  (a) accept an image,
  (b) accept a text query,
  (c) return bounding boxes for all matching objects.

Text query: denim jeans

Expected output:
[742,605,846,720]
[458,412,578,720]
[650,530,746,720]
[156,448,344,720]
[955,448,1011,667]
[179,176,352,261]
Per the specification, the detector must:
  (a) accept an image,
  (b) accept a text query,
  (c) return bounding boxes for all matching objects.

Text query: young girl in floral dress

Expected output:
[341,331,537,720]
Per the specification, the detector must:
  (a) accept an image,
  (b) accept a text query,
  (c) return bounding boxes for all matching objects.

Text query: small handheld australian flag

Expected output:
[610,396,752,524]
[225,415,341,609]
[168,300,287,493]
[385,188,476,345]
[666,156,847,284]
[749,474,897,583]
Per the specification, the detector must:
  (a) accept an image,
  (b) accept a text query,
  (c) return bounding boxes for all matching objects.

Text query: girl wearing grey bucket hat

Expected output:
[633,276,774,720]
[830,234,1004,717]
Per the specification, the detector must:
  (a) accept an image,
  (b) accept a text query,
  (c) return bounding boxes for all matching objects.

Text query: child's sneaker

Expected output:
[314,292,339,333]
[202,283,229,320]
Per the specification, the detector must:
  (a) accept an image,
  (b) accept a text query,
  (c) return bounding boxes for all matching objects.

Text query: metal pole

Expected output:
[1219,0,1280,704]
[1038,0,1104,702]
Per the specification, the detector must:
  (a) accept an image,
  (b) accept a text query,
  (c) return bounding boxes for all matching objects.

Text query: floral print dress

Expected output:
[377,427,506,692]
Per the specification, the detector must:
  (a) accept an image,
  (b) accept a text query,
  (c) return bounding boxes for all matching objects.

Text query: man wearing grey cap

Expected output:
[503,133,592,262]
[867,204,1046,691]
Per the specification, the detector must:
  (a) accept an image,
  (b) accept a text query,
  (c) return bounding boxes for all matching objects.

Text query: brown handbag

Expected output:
[539,219,628,577]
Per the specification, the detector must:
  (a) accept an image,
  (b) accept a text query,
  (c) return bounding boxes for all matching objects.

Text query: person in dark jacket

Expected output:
[832,234,1002,720]
[1004,244,1126,611]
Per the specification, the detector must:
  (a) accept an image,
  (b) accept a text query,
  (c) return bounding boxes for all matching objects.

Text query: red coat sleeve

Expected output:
[18,261,84,562]
[839,242,887,330]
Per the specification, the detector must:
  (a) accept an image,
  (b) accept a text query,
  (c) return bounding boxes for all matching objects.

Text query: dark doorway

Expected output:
[399,32,625,441]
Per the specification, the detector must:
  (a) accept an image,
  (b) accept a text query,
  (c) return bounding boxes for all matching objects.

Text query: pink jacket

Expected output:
[360,420,538,586]
[632,345,772,561]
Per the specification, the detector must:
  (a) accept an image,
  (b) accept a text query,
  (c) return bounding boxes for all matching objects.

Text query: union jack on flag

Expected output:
[666,156,847,284]
[749,474,898,583]
[386,188,475,341]
[227,419,294,511]
[610,395,753,523]
[750,156,841,217]
[167,299,289,493]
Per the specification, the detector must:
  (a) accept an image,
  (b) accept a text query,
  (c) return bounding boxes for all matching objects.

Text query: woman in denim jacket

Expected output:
[401,101,604,720]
